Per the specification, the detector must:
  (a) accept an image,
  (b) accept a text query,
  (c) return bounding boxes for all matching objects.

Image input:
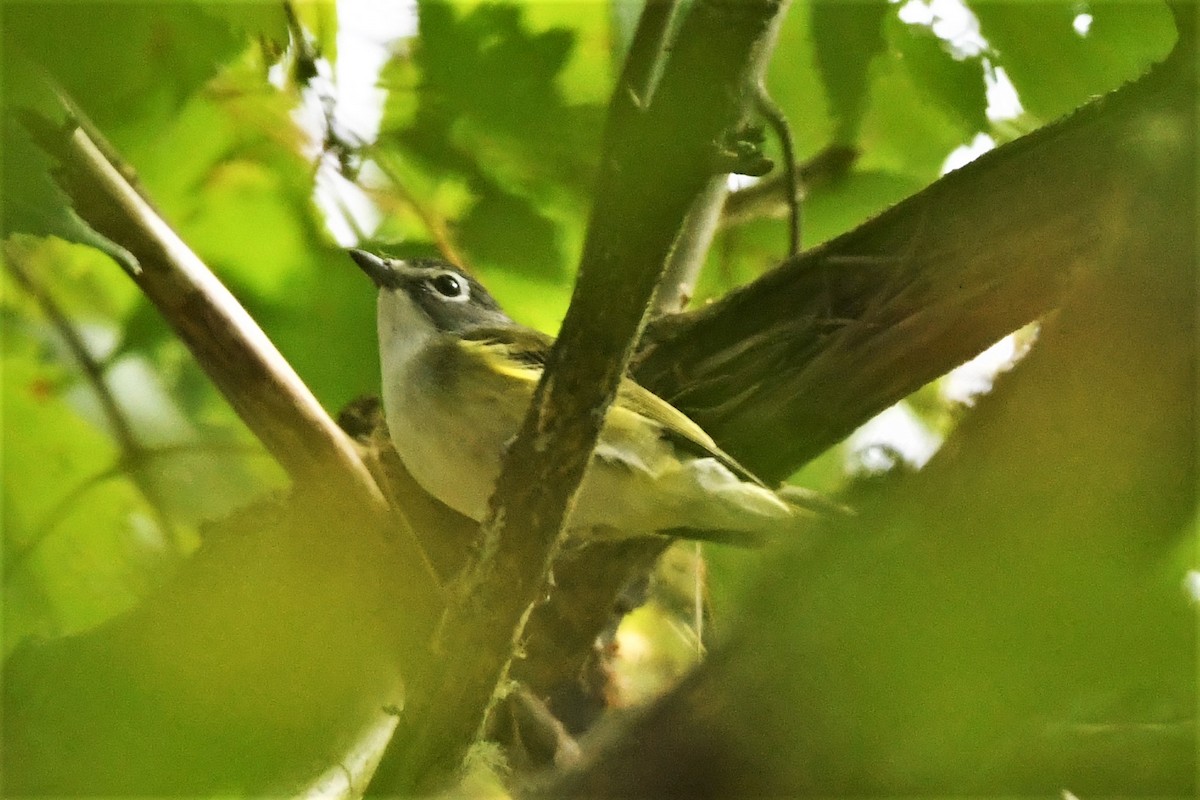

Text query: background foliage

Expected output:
[1,0,1192,795]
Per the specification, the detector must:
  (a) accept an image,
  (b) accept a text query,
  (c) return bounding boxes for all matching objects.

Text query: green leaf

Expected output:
[458,188,565,280]
[0,60,140,270]
[2,1,248,136]
[391,0,579,166]
[0,3,270,268]
[522,0,614,106]
[858,47,973,181]
[888,15,990,135]
[0,238,281,654]
[376,1,605,278]
[1,349,168,652]
[765,1,836,157]
[969,0,1177,122]
[200,0,291,49]
[120,61,307,231]
[803,168,926,246]
[2,237,143,338]
[472,266,570,335]
[810,0,891,144]
[697,167,920,306]
[300,1,342,63]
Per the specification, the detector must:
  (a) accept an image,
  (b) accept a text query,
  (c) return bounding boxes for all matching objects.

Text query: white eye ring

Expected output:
[429,271,470,302]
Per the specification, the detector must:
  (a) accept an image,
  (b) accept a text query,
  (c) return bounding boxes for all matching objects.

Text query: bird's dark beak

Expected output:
[348,249,391,288]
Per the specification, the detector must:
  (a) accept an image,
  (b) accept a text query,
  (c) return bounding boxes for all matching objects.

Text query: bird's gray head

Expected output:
[349,249,511,334]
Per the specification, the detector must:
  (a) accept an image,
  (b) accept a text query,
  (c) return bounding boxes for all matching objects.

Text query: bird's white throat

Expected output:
[377,289,433,382]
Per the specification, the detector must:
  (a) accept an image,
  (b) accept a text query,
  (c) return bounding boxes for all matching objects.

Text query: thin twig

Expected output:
[653,1,793,315]
[5,251,139,454]
[752,83,801,256]
[619,0,679,108]
[653,176,728,314]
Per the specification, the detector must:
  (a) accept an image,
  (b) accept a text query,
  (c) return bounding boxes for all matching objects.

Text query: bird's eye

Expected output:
[430,272,466,299]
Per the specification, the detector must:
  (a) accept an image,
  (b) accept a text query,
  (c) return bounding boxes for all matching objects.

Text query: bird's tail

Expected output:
[661,486,851,548]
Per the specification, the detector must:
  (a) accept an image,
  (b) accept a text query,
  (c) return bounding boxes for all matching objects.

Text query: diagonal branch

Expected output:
[25,83,442,607]
[29,100,386,511]
[632,58,1180,482]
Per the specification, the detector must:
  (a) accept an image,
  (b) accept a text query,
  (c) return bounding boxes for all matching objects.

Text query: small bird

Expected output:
[350,249,815,546]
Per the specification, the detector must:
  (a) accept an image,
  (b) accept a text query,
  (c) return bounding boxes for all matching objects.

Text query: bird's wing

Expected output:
[459,325,551,375]
[459,324,770,488]
[611,379,770,488]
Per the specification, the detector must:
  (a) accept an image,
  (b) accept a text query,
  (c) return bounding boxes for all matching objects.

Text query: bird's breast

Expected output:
[381,340,525,521]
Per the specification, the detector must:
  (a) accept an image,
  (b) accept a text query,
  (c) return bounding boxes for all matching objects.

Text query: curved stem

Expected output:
[752,83,801,256]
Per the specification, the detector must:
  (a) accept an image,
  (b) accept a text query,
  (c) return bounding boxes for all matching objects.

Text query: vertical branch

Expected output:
[368,0,792,794]
[653,0,793,314]
[516,0,798,734]
[619,0,679,106]
[653,175,728,313]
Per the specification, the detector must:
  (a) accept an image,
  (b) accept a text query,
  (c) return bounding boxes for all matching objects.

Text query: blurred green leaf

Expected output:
[473,265,570,335]
[858,47,973,180]
[0,2,274,269]
[71,44,382,413]
[377,1,605,278]
[1,349,171,653]
[522,0,614,106]
[0,65,139,269]
[693,216,786,305]
[289,0,339,63]
[458,190,563,279]
[2,1,247,137]
[1,239,279,655]
[810,0,890,144]
[197,0,291,57]
[804,168,926,245]
[184,160,314,295]
[888,15,990,136]
[263,244,387,412]
[698,168,921,305]
[767,4,836,158]
[970,0,1176,122]
[122,61,308,234]
[3,236,142,323]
